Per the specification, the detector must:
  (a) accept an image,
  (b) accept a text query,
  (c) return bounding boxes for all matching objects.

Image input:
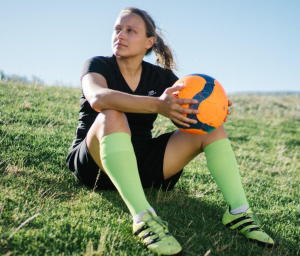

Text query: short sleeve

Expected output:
[166,69,179,87]
[80,57,109,82]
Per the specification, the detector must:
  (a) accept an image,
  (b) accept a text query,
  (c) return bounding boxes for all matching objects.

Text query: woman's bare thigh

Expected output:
[163,125,228,179]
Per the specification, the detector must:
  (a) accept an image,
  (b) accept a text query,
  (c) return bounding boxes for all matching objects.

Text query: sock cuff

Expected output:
[204,138,233,161]
[100,132,133,158]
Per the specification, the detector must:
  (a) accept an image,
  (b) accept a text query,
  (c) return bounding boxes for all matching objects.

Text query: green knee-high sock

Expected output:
[204,138,249,209]
[100,132,151,216]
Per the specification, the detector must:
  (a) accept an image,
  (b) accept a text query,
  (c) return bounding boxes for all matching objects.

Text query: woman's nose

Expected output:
[117,30,124,39]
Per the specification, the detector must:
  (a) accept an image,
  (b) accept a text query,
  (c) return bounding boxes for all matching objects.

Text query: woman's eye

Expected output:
[128,29,135,33]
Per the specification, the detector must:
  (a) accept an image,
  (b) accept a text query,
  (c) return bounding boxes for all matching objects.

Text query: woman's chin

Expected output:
[113,49,144,59]
[113,48,128,57]
[114,52,126,58]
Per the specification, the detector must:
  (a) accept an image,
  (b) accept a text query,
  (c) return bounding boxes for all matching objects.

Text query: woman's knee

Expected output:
[85,109,131,170]
[100,109,126,120]
[200,125,228,151]
[94,109,131,137]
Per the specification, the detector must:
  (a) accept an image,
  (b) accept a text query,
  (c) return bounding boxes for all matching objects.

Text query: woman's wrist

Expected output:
[146,96,160,114]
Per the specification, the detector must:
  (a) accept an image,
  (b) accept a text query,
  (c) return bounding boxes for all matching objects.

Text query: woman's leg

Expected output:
[86,109,152,216]
[163,125,226,178]
[86,110,182,255]
[163,125,274,246]
[163,125,248,209]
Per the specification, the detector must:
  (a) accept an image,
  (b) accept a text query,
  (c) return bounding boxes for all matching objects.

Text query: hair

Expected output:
[120,7,177,71]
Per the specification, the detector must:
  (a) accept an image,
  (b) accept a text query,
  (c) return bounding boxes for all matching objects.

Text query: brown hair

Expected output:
[120,7,177,71]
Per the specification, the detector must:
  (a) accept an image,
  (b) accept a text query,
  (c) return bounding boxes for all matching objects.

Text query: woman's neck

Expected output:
[115,55,143,79]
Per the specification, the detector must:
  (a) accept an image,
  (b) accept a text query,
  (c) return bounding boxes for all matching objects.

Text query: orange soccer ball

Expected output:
[172,74,228,135]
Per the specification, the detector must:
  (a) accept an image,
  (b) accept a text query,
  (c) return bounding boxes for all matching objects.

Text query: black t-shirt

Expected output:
[71,55,178,149]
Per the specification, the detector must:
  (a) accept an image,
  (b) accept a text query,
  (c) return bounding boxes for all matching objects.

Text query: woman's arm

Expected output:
[82,72,159,114]
[82,72,199,127]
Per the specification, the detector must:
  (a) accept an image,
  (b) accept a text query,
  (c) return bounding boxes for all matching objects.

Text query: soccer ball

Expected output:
[172,74,228,135]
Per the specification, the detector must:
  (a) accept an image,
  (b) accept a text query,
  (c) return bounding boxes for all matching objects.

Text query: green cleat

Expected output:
[222,207,275,247]
[133,211,182,255]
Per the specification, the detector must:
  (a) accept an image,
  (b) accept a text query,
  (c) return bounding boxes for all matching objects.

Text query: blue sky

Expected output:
[1,0,299,93]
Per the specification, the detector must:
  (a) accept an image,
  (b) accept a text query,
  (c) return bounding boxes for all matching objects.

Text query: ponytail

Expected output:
[152,30,177,71]
[121,7,177,71]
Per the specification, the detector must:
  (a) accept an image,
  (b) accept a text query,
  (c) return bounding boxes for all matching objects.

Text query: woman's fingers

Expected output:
[172,118,190,127]
[172,116,193,127]
[164,92,233,126]
[176,105,199,115]
[166,84,185,94]
[169,98,199,126]
[171,97,231,125]
[227,99,232,118]
[172,112,197,125]
[176,98,198,105]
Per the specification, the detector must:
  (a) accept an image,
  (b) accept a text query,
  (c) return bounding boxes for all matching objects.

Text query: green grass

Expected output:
[0,81,299,256]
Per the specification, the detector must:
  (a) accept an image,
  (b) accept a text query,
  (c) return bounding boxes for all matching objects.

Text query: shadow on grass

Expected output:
[91,184,298,256]
[1,167,299,256]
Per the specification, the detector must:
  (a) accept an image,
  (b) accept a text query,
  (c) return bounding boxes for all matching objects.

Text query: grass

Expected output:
[0,81,299,256]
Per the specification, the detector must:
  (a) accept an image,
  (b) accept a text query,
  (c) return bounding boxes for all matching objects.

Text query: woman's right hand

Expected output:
[157,84,199,127]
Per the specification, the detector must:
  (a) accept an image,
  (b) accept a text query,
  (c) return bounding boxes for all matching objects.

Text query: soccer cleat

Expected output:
[133,210,182,255]
[222,207,275,247]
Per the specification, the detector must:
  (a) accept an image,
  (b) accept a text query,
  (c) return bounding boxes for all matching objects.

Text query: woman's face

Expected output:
[112,12,154,58]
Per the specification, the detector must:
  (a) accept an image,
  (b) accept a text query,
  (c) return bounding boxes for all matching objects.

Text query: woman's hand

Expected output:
[157,84,199,127]
[223,100,232,122]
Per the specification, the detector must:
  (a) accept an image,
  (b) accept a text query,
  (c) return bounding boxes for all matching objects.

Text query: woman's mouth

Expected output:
[115,42,127,47]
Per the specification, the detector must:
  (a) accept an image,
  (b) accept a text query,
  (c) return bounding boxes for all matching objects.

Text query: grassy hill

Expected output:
[0,81,299,256]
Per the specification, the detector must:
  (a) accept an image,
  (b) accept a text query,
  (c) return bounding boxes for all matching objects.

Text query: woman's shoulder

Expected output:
[143,60,176,76]
[84,55,115,65]
[81,55,116,81]
[143,60,178,83]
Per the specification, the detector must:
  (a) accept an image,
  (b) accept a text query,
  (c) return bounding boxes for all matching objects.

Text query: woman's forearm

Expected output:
[89,88,160,113]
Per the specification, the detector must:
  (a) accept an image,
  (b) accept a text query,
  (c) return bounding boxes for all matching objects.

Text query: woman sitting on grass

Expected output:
[66,7,274,255]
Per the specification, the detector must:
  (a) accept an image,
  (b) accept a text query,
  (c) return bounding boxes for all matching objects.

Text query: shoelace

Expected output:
[146,211,170,240]
[241,211,264,233]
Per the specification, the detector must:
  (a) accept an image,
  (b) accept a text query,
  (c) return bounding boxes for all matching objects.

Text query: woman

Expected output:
[66,7,274,255]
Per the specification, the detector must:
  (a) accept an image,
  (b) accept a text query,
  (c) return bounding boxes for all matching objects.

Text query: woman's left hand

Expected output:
[224,100,232,122]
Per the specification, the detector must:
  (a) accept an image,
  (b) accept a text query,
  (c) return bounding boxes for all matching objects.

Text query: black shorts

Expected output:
[66,132,183,190]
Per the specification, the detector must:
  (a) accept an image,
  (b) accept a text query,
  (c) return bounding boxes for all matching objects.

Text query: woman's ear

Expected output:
[146,37,156,50]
